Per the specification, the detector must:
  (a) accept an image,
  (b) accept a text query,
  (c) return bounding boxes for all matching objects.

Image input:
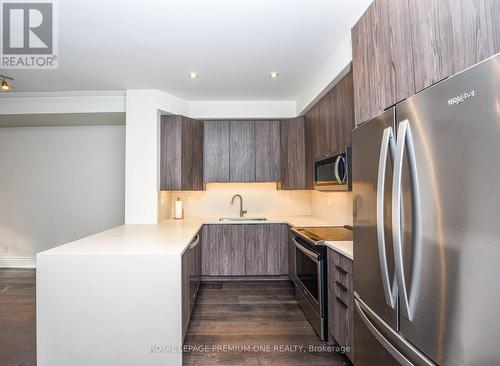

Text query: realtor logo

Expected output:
[1,0,58,69]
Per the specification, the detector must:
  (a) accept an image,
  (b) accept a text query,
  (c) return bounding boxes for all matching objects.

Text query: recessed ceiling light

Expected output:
[269,71,279,79]
[188,72,199,79]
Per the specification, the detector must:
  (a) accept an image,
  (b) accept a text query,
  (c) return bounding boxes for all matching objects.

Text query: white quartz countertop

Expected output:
[324,241,353,260]
[38,215,353,258]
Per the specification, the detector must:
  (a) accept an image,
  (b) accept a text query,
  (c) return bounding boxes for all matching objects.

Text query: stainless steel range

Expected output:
[290,226,353,340]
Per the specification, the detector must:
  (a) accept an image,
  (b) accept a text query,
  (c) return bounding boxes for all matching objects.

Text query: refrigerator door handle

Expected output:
[392,120,422,322]
[355,294,435,366]
[377,127,398,308]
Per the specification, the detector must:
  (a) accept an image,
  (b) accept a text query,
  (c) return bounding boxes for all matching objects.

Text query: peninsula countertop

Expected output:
[38,215,353,259]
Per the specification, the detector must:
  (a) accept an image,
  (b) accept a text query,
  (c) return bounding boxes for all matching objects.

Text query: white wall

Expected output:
[163,183,312,219]
[125,90,188,224]
[0,125,125,264]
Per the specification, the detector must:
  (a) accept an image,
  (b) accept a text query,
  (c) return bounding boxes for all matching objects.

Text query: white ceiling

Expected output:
[2,0,371,100]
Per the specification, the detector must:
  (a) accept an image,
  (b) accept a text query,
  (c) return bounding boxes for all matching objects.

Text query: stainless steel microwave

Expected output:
[313,146,351,191]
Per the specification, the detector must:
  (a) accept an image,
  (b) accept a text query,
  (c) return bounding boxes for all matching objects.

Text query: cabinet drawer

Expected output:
[331,279,352,309]
[328,294,353,358]
[331,249,353,274]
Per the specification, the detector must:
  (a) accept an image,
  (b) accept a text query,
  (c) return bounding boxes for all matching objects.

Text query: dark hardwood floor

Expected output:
[0,269,36,366]
[184,281,351,365]
[0,270,349,366]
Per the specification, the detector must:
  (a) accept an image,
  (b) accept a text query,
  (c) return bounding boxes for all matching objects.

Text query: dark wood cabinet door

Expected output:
[327,248,354,361]
[160,115,182,190]
[352,0,415,126]
[449,0,500,75]
[409,0,499,93]
[255,121,281,182]
[181,117,204,190]
[288,229,296,283]
[266,224,288,275]
[160,115,204,190]
[244,225,267,275]
[181,247,190,340]
[202,225,245,276]
[229,121,256,182]
[409,0,453,92]
[332,71,355,150]
[204,121,230,182]
[245,224,288,276]
[279,117,308,190]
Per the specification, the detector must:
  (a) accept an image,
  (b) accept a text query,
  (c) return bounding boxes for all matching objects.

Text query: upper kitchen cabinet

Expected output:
[204,120,230,182]
[351,0,414,126]
[279,116,308,190]
[305,71,355,158]
[332,71,355,150]
[410,0,500,91]
[352,0,500,125]
[160,115,204,191]
[229,121,256,182]
[255,121,281,182]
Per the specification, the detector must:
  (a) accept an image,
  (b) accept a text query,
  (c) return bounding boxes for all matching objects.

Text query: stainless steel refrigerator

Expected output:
[352,53,500,366]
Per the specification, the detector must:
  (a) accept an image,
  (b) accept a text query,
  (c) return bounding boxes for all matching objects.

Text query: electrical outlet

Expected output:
[284,196,291,204]
[327,198,332,207]
[3,246,8,254]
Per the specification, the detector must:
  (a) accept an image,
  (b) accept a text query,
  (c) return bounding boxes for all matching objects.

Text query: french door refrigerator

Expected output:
[353,52,500,366]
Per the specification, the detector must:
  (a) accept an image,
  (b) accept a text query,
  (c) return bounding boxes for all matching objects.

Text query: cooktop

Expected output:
[293,226,353,243]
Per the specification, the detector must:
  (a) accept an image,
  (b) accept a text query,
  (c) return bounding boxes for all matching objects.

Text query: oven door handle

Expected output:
[292,237,319,261]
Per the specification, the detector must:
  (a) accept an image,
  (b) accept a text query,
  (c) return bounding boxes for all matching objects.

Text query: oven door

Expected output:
[293,235,323,315]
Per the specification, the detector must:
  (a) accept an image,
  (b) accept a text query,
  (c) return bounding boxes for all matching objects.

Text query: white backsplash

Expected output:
[310,190,353,225]
[164,183,312,219]
[159,183,353,225]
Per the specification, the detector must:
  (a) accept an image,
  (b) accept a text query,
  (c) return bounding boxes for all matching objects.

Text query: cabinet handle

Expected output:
[189,235,200,249]
[335,265,347,274]
[335,280,348,292]
[336,297,348,308]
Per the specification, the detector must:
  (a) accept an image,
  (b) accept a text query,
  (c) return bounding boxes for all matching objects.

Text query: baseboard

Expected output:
[0,257,36,268]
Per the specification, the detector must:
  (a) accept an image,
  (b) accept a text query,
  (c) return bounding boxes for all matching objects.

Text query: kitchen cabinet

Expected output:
[279,117,308,190]
[352,0,500,126]
[202,224,246,276]
[255,121,281,182]
[304,71,355,180]
[410,0,500,91]
[204,120,230,182]
[160,115,204,190]
[202,224,288,277]
[181,230,202,340]
[351,0,414,126]
[288,228,296,284]
[327,248,353,362]
[229,121,256,182]
[244,224,288,276]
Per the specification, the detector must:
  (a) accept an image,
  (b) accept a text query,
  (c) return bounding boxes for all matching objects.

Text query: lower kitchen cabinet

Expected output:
[202,224,288,277]
[181,230,202,340]
[245,224,288,276]
[288,227,296,284]
[327,247,354,362]
[202,224,245,276]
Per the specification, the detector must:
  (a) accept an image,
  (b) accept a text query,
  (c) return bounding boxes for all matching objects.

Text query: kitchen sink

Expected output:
[219,217,267,222]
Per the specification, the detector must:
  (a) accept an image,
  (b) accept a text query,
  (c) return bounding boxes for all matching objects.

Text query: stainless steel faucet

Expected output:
[231,194,247,218]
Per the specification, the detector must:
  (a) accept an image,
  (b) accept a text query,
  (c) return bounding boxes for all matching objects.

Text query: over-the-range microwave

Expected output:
[313,146,351,191]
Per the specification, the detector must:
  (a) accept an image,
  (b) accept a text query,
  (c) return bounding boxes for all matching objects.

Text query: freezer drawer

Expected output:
[354,294,435,366]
